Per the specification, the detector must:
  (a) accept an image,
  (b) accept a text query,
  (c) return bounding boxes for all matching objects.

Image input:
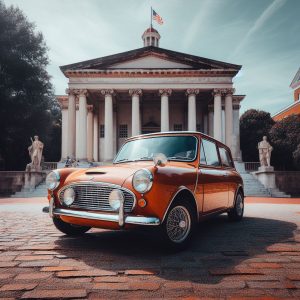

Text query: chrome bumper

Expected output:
[46,197,160,226]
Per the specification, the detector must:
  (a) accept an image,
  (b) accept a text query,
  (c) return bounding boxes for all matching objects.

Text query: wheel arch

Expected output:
[162,187,199,223]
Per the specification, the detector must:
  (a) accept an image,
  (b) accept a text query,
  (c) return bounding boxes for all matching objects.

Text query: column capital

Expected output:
[159,89,172,96]
[65,88,77,96]
[186,89,199,96]
[78,89,88,97]
[223,88,235,96]
[212,88,222,97]
[129,89,142,96]
[101,89,115,96]
[87,105,94,113]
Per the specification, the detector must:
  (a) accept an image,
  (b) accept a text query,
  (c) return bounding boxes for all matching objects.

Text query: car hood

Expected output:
[64,162,155,187]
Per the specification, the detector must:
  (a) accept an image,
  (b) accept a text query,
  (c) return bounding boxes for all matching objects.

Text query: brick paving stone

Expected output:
[18,259,60,267]
[15,272,52,280]
[209,267,263,276]
[247,281,296,289]
[0,262,19,268]
[249,262,281,269]
[21,289,87,299]
[193,281,246,290]
[124,269,159,275]
[15,255,53,261]
[128,281,161,291]
[163,281,193,290]
[94,276,127,283]
[41,266,76,272]
[56,270,117,278]
[287,273,300,280]
[93,283,129,291]
[0,283,37,291]
[0,273,15,280]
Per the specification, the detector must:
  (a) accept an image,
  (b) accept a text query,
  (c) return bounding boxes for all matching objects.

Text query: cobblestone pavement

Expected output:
[0,197,300,299]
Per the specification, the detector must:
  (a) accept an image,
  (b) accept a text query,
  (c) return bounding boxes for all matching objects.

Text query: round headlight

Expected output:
[63,187,75,206]
[46,171,60,191]
[132,169,153,194]
[109,189,124,211]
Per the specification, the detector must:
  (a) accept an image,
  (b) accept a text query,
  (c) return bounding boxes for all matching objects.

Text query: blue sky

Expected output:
[4,0,300,114]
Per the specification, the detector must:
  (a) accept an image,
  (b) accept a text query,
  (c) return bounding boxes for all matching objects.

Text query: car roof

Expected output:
[126,131,230,151]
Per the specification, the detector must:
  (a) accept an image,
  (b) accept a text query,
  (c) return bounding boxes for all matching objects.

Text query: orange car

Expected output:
[45,132,244,249]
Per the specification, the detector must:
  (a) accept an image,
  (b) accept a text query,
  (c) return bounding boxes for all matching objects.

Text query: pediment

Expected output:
[109,55,192,69]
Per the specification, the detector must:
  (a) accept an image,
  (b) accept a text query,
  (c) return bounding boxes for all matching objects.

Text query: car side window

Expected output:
[219,147,233,168]
[201,139,220,167]
[200,141,207,165]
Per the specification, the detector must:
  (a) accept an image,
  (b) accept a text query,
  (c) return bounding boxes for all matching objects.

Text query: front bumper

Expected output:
[44,197,160,226]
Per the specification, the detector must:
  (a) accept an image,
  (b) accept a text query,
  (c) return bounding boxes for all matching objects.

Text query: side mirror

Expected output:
[153,153,168,167]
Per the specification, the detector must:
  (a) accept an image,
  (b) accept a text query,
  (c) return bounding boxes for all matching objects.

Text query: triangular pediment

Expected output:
[109,55,192,69]
[60,46,241,73]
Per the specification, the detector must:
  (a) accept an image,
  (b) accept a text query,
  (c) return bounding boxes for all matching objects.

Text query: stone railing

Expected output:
[41,162,58,171]
[244,162,260,172]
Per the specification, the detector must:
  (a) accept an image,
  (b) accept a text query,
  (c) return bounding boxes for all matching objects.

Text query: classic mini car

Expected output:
[45,132,244,249]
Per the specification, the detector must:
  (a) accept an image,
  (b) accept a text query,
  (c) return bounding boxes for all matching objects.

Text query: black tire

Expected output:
[160,200,196,251]
[53,217,91,236]
[228,191,244,221]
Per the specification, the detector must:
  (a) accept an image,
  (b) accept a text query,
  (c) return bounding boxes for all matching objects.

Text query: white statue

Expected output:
[258,136,273,167]
[28,135,44,171]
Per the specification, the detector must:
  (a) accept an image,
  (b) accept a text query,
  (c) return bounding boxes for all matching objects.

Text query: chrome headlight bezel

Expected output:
[132,169,153,194]
[108,189,124,211]
[45,170,60,191]
[63,187,75,206]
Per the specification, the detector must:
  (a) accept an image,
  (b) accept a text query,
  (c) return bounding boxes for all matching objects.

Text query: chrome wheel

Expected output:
[236,194,244,216]
[166,206,191,243]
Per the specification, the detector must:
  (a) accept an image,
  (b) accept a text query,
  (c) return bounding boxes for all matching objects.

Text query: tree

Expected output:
[293,144,300,170]
[269,114,300,170]
[0,1,61,170]
[240,109,275,162]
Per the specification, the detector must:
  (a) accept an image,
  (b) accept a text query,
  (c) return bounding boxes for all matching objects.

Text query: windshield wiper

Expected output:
[168,156,190,161]
[134,156,153,161]
[114,158,132,163]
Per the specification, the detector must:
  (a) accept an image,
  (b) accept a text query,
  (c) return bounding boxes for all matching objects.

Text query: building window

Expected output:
[119,124,128,138]
[99,124,105,138]
[173,124,183,131]
[196,124,202,132]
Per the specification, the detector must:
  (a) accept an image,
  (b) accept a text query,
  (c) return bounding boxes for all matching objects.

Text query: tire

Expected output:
[160,200,196,251]
[53,217,91,236]
[228,191,244,221]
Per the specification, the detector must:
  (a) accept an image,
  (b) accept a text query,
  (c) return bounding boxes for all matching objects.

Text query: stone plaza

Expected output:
[0,197,300,299]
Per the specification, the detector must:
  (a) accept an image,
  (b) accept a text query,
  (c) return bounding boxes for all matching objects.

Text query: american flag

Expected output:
[152,9,163,25]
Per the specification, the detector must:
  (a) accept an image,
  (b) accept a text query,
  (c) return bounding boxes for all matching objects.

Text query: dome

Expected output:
[142,27,161,47]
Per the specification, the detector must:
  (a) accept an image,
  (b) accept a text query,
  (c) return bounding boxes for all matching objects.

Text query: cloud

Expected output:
[231,0,287,58]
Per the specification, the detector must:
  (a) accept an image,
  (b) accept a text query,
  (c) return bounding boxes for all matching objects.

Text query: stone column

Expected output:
[208,105,214,137]
[159,89,172,132]
[224,88,235,150]
[129,89,142,136]
[186,89,199,131]
[87,105,94,161]
[232,98,243,161]
[77,89,88,161]
[58,97,68,160]
[101,89,114,161]
[213,89,222,140]
[66,89,76,158]
[93,112,99,161]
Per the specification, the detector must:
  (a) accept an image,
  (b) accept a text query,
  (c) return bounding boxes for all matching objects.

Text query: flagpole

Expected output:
[150,6,152,28]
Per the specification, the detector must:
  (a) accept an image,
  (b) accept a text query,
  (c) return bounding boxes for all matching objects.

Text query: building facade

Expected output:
[57,28,245,162]
[273,67,300,121]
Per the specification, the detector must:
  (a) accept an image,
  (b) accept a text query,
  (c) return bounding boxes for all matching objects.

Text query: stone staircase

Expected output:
[12,181,47,198]
[235,162,290,197]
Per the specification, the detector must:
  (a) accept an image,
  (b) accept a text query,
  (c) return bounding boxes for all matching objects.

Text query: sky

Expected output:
[3,0,300,115]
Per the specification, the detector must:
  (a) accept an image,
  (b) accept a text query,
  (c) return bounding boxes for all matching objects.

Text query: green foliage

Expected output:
[0,1,61,170]
[293,144,300,170]
[240,109,275,162]
[269,115,300,170]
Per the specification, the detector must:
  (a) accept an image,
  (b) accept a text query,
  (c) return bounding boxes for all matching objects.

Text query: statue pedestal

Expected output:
[24,171,45,192]
[254,166,276,189]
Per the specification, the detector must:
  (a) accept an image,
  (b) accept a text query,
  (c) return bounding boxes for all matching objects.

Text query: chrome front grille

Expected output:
[58,182,135,213]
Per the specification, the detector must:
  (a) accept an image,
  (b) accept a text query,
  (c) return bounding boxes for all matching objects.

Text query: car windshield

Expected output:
[114,135,198,163]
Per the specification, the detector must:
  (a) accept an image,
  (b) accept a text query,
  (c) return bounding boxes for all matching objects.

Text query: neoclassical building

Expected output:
[57,27,245,162]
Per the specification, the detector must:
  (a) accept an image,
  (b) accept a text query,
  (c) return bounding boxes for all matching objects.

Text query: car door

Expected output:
[198,138,229,213]
[218,146,236,208]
